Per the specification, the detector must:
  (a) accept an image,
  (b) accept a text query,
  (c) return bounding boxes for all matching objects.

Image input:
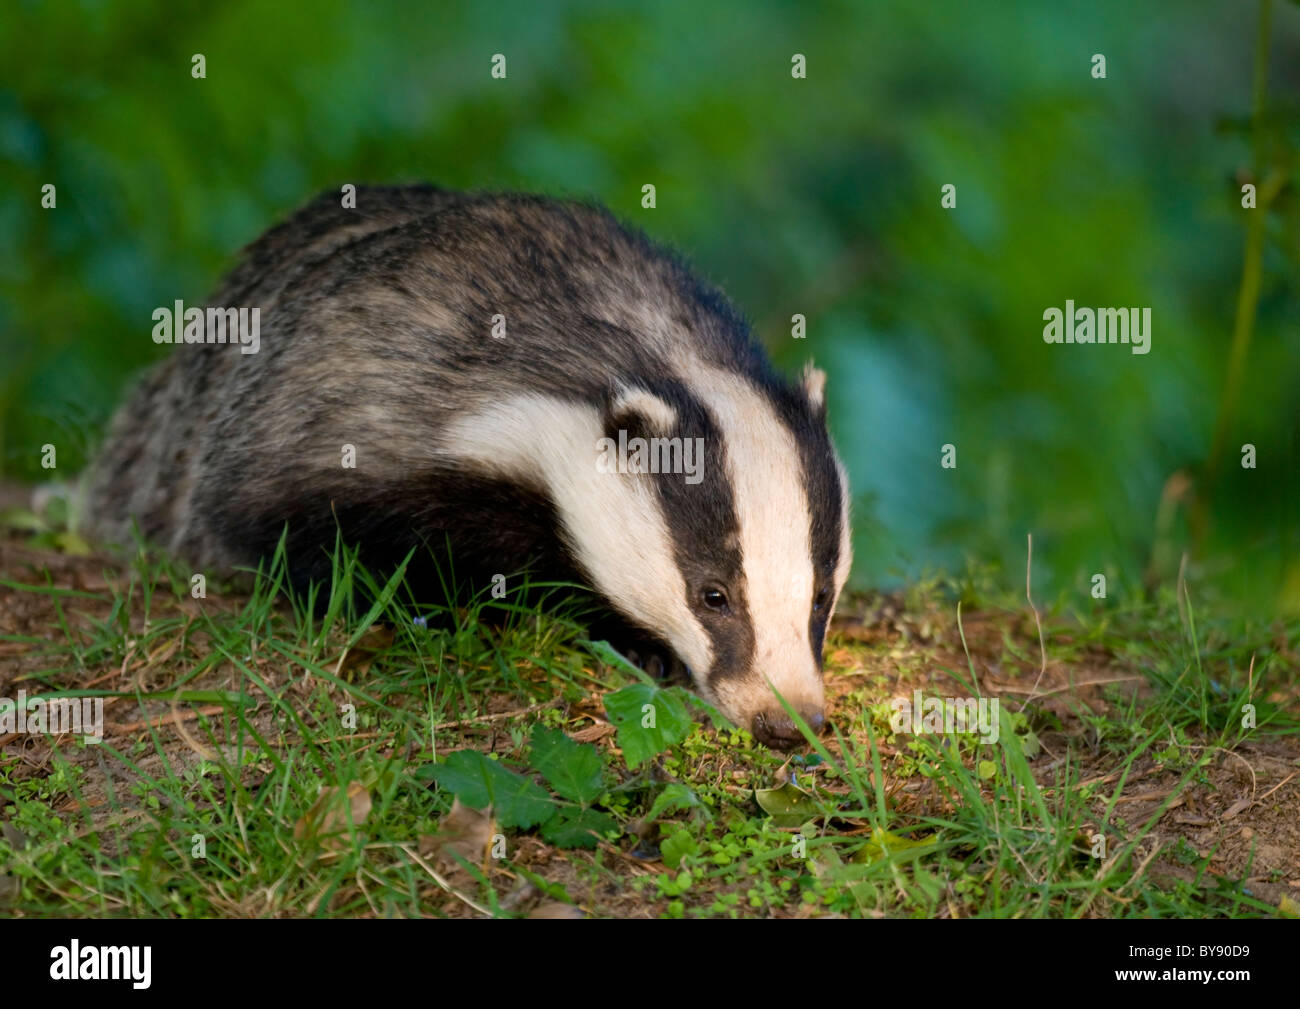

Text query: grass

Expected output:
[1,522,1298,918]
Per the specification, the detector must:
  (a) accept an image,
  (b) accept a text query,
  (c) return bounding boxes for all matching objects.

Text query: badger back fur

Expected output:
[85,185,853,746]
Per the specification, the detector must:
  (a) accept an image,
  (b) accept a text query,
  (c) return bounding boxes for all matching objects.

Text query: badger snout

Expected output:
[750,705,826,749]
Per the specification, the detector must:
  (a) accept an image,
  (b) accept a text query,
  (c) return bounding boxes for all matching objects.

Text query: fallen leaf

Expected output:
[53,530,92,556]
[333,625,395,678]
[529,901,585,919]
[0,507,47,532]
[1221,797,1253,821]
[754,782,819,827]
[852,827,938,864]
[571,722,616,744]
[425,797,495,886]
[294,781,372,852]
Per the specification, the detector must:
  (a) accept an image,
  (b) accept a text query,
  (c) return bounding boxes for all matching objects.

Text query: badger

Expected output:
[84,185,852,747]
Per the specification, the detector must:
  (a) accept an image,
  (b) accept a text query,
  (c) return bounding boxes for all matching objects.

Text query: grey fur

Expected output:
[84,185,850,744]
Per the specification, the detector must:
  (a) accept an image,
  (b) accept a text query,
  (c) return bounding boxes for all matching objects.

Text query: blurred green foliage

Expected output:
[2,0,1297,612]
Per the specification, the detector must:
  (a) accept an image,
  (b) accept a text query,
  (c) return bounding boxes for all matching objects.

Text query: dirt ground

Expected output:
[2,530,1298,916]
[829,600,1300,913]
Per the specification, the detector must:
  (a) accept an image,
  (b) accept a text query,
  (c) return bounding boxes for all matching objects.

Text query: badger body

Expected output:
[85,185,852,745]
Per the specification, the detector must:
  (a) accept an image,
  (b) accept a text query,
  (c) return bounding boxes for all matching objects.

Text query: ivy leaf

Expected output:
[529,725,605,805]
[603,683,692,769]
[429,750,555,829]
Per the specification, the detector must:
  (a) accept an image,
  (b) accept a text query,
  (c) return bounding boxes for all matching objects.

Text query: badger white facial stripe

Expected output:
[785,389,853,638]
[441,393,714,676]
[686,366,825,719]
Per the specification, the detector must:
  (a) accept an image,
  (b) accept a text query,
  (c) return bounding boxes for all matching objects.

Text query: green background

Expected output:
[3,0,1297,613]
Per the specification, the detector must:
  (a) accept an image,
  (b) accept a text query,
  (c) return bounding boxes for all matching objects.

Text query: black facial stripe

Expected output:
[632,380,756,684]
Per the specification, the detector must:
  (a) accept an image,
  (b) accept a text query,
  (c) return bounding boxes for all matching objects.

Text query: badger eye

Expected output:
[812,588,830,613]
[700,586,729,612]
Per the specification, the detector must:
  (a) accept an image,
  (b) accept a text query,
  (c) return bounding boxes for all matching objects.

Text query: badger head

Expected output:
[584,364,852,747]
[444,362,850,747]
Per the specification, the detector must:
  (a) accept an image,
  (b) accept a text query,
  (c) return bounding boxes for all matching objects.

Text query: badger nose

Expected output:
[751,708,825,749]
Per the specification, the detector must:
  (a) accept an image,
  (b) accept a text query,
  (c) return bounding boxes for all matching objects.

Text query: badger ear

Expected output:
[606,385,678,437]
[802,363,828,413]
